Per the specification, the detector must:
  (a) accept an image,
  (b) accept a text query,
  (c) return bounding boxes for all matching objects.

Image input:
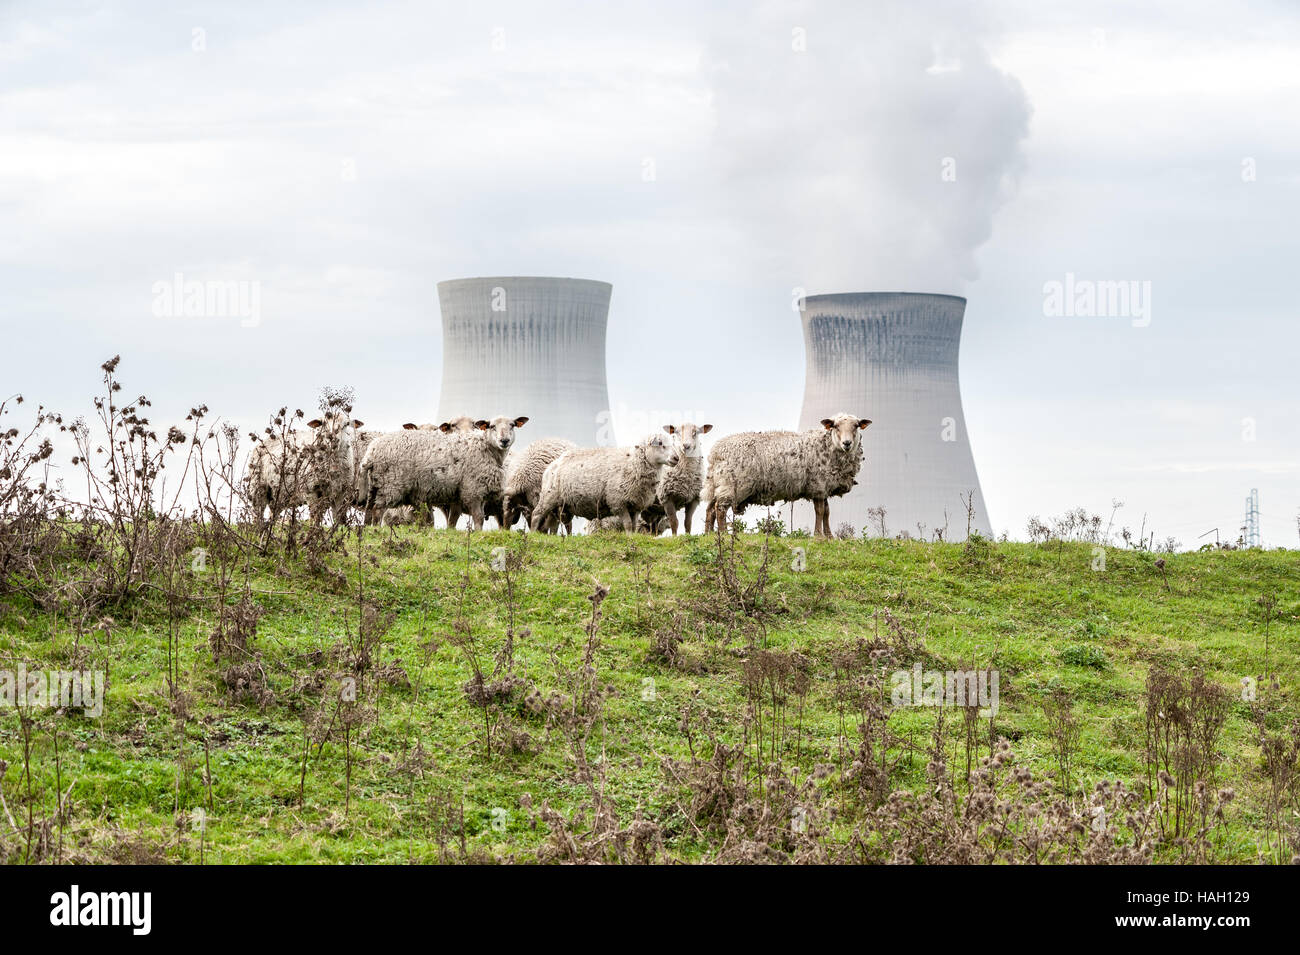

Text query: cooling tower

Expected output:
[792,292,992,540]
[435,277,612,449]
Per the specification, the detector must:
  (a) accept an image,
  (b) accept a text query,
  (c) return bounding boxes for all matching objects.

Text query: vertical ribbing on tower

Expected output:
[793,292,992,541]
[435,277,613,450]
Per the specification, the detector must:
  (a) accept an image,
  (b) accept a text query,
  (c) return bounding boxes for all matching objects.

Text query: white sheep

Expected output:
[500,437,578,531]
[638,422,713,535]
[354,417,476,526]
[247,411,364,525]
[532,431,679,533]
[702,413,871,538]
[361,415,528,530]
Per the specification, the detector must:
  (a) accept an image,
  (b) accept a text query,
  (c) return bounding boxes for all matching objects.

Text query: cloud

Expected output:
[704,0,1031,293]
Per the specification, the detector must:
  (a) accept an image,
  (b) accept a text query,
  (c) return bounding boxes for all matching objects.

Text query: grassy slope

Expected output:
[0,530,1296,863]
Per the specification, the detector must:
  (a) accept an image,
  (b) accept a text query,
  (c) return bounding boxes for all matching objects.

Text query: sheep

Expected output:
[354,417,476,526]
[500,437,578,531]
[531,431,679,533]
[637,422,713,536]
[247,411,364,525]
[247,435,302,523]
[702,413,871,539]
[361,415,528,530]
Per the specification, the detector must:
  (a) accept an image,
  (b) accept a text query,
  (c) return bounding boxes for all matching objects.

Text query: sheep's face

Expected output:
[307,411,364,454]
[431,416,476,433]
[819,413,871,453]
[664,422,713,460]
[476,415,528,451]
[644,432,680,469]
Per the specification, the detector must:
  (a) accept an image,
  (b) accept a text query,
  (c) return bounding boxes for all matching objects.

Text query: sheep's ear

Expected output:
[700,424,713,433]
[404,423,420,430]
[819,418,834,430]
[435,422,452,432]
[663,424,676,434]
[474,420,490,431]
[513,416,529,428]
[858,418,872,430]
[306,419,323,429]
[352,419,364,429]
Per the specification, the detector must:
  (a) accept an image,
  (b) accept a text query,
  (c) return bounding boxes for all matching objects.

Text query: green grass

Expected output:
[0,530,1296,863]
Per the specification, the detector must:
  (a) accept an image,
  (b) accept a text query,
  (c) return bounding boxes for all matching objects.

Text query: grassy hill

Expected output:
[1,526,1297,864]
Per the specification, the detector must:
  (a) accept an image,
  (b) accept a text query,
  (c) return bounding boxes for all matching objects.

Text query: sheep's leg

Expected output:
[444,504,463,530]
[683,500,698,535]
[621,507,637,532]
[704,500,716,533]
[815,499,830,538]
[666,500,679,536]
[561,515,572,536]
[469,502,485,532]
[361,484,380,526]
[716,502,733,532]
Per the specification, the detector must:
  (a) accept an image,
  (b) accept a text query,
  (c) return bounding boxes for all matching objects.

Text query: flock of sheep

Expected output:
[246,410,873,539]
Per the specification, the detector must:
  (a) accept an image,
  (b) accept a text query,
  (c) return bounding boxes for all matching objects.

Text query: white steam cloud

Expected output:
[706,0,1031,294]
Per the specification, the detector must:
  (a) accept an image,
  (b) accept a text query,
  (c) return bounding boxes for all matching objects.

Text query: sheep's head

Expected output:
[643,431,680,469]
[307,411,363,452]
[475,415,528,451]
[307,410,363,432]
[430,415,476,433]
[819,413,871,453]
[663,422,712,460]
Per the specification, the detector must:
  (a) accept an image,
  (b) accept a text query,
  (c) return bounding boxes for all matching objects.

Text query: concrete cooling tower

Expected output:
[435,277,613,449]
[792,292,993,541]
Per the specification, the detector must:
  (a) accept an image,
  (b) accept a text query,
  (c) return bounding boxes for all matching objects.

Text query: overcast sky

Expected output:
[2,0,1297,545]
